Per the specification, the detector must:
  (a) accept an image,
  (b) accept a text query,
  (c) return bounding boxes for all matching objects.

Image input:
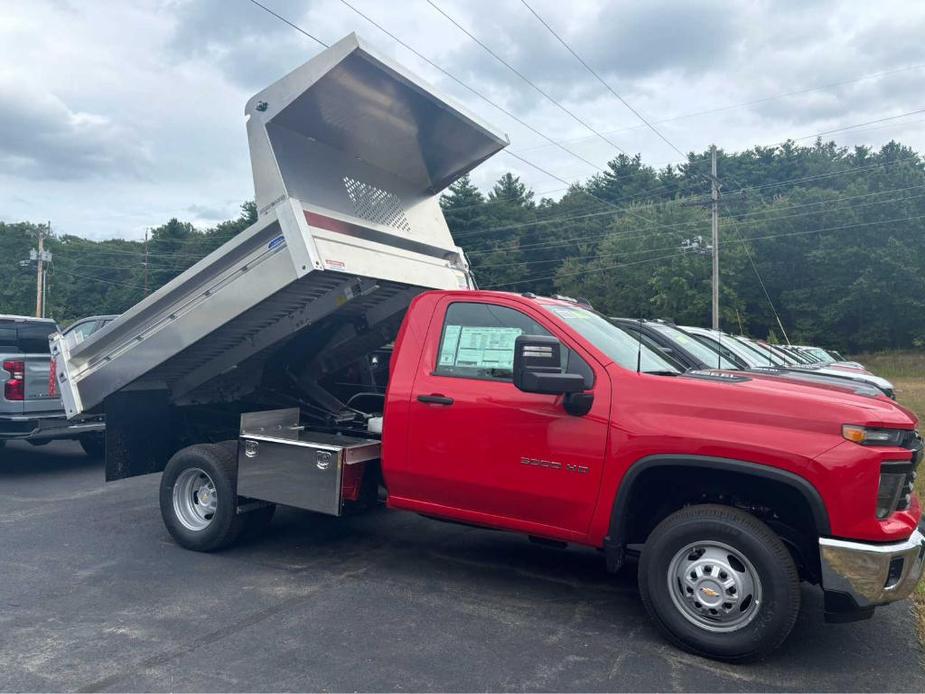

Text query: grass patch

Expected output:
[852,351,925,646]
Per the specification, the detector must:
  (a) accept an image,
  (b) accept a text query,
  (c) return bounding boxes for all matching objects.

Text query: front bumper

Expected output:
[819,526,925,616]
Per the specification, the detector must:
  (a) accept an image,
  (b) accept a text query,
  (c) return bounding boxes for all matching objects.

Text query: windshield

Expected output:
[732,337,787,366]
[765,344,801,365]
[785,346,818,364]
[647,322,739,369]
[549,305,680,374]
[689,331,763,368]
[805,347,835,363]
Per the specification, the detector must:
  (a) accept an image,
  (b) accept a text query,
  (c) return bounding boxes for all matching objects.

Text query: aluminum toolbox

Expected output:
[51,33,508,418]
[237,408,380,515]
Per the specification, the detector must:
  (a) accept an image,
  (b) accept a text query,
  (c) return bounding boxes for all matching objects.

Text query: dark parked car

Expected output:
[611,318,742,370]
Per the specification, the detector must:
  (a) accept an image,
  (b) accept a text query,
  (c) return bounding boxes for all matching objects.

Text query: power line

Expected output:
[721,206,790,344]
[332,0,696,228]
[493,210,925,288]
[246,0,328,47]
[492,250,697,288]
[452,153,921,242]
[449,111,925,243]
[331,0,683,226]
[337,0,615,176]
[520,0,689,161]
[315,0,922,239]
[77,177,923,283]
[512,104,925,195]
[470,180,925,257]
[425,0,630,156]
[238,1,925,223]
[50,268,144,290]
[471,187,925,270]
[498,150,679,225]
[518,62,925,154]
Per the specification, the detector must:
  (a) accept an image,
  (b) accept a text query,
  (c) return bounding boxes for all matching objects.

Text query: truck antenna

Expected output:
[636,319,643,373]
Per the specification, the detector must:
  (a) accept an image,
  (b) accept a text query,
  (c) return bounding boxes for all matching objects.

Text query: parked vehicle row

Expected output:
[608,317,889,396]
[49,35,923,662]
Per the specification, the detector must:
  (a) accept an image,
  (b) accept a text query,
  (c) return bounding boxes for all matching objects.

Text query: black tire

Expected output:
[638,504,800,662]
[159,443,246,552]
[79,434,105,458]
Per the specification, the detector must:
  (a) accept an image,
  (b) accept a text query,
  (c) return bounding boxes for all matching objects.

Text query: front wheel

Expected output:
[638,504,800,661]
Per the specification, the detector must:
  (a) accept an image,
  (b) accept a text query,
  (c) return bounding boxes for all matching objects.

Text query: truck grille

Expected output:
[897,430,922,512]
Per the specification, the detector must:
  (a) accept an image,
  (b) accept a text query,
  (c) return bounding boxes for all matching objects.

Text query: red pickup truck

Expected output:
[153,290,923,661]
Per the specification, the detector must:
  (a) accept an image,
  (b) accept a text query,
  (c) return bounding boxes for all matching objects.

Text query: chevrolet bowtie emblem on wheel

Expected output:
[701,587,720,598]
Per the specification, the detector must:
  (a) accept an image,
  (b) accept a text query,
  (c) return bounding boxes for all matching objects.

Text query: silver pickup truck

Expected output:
[0,315,105,454]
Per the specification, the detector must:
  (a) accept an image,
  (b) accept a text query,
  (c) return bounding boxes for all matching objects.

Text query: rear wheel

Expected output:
[638,504,800,661]
[159,442,275,551]
[160,444,244,551]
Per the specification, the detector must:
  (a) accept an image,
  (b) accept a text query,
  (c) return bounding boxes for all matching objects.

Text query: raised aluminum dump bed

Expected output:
[52,33,507,418]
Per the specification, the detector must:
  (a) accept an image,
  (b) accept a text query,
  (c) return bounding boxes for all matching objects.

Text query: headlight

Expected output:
[842,425,907,446]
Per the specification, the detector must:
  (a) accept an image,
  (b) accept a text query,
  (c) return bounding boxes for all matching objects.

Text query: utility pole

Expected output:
[143,229,149,297]
[20,224,52,318]
[35,225,45,318]
[710,145,719,331]
[35,223,53,318]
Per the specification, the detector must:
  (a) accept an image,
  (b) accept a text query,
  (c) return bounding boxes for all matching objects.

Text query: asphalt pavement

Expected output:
[1,439,922,692]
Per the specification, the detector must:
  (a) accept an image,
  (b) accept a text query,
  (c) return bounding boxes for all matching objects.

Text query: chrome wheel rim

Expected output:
[667,540,762,632]
[172,467,218,532]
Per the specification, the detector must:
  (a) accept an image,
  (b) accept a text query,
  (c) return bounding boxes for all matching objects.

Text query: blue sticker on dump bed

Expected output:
[267,234,286,251]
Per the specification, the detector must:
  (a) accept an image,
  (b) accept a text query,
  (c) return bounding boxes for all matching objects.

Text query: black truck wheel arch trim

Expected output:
[605,454,832,548]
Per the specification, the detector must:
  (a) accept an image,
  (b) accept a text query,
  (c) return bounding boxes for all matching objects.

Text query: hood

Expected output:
[678,369,915,430]
[807,366,892,391]
[739,367,883,399]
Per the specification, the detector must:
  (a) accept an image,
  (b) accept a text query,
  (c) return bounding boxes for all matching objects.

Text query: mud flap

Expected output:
[104,388,174,481]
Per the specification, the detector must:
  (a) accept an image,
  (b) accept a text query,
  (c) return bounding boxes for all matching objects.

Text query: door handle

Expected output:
[417,394,454,406]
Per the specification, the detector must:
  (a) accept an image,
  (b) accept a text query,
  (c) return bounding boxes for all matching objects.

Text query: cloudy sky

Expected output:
[2,0,924,240]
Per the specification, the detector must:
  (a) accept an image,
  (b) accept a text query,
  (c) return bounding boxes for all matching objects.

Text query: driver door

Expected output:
[400,297,610,539]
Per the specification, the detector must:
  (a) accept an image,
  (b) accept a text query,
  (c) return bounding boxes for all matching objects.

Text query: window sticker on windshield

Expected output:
[439,325,522,369]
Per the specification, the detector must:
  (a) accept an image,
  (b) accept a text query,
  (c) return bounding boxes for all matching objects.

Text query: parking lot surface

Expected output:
[1,440,923,692]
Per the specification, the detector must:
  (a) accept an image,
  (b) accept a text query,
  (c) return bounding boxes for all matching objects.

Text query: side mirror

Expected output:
[513,335,586,395]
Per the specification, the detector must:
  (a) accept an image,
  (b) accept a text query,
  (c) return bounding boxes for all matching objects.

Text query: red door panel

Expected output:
[396,297,610,538]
